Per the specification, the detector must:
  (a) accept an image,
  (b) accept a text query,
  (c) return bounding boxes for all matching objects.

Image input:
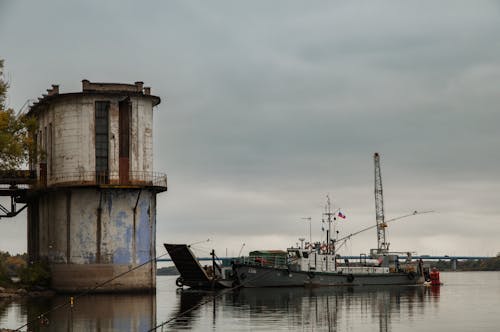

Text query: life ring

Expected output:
[346,274,355,283]
[407,271,416,280]
[176,277,184,287]
[308,271,315,279]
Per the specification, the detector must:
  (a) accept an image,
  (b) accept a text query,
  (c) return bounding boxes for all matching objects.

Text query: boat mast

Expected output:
[301,217,312,246]
[323,195,335,255]
[374,152,389,253]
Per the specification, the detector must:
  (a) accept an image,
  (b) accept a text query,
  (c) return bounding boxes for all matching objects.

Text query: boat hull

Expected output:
[233,264,423,287]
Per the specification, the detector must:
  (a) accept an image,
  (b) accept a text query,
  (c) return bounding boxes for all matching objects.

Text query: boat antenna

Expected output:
[323,195,335,255]
[298,237,305,249]
[301,217,312,245]
[238,243,245,257]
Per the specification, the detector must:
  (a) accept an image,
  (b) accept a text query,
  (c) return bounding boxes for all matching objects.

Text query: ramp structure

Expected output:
[164,243,215,289]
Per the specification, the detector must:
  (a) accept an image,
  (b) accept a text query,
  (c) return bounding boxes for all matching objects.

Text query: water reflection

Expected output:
[6,294,156,332]
[1,283,443,331]
[166,286,440,332]
[166,289,213,330]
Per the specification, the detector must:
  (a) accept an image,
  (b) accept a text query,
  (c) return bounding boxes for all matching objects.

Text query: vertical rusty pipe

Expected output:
[132,189,142,265]
[96,190,103,264]
[66,190,71,263]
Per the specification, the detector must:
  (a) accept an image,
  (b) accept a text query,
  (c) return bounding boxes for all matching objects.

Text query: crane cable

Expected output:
[335,210,434,251]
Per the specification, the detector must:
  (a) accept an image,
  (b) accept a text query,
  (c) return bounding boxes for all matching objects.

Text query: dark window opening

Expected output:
[95,101,109,184]
[118,98,131,183]
[49,123,53,176]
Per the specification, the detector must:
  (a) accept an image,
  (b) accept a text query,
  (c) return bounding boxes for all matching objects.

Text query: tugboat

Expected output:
[232,153,435,288]
[164,196,433,289]
[232,196,427,288]
[165,153,440,289]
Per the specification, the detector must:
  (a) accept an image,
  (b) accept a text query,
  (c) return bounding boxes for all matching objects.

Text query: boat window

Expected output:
[302,251,309,258]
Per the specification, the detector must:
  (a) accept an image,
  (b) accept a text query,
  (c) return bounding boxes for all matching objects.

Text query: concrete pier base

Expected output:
[50,263,156,293]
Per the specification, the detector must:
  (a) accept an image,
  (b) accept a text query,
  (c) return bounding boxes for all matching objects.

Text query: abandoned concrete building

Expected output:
[25,80,167,292]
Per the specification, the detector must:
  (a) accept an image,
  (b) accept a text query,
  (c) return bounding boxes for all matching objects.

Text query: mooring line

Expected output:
[14,245,294,331]
[149,257,302,331]
[14,241,207,331]
[149,285,240,331]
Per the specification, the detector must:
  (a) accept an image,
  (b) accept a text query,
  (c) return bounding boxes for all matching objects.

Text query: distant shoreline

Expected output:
[428,257,500,272]
[155,258,500,276]
[157,266,179,276]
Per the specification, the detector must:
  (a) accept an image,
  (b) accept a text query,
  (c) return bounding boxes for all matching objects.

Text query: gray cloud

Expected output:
[1,1,499,256]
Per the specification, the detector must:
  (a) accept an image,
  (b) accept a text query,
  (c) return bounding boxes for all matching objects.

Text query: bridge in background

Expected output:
[157,255,493,262]
[157,255,494,271]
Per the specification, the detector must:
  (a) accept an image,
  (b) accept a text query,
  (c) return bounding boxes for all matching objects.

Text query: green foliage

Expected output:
[0,250,21,286]
[18,261,51,288]
[0,251,50,289]
[0,59,38,171]
[0,261,9,287]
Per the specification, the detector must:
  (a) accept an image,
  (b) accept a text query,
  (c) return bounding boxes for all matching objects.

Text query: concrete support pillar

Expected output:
[451,258,457,271]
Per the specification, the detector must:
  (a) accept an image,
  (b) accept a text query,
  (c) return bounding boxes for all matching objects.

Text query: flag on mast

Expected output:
[338,211,346,219]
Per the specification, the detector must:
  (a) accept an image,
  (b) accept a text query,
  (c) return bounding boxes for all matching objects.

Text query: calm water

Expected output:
[1,272,499,331]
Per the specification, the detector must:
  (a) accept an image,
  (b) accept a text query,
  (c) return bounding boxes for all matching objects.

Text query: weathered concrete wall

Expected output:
[29,82,163,293]
[35,95,155,184]
[34,188,157,291]
[51,264,155,293]
[131,98,154,173]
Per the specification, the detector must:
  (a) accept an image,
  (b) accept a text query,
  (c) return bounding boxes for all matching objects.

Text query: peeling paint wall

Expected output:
[36,188,157,265]
[130,98,154,174]
[35,95,155,183]
[36,188,157,290]
[30,85,162,292]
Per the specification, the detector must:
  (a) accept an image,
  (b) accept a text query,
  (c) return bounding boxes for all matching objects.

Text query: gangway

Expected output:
[164,243,214,289]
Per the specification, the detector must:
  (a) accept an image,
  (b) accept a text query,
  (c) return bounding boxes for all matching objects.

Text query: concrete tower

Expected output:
[27,80,167,292]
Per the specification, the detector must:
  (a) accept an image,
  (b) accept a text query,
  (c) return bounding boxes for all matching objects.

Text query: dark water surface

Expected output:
[1,271,499,331]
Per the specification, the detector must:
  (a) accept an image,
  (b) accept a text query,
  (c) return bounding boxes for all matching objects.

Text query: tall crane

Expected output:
[374,152,389,253]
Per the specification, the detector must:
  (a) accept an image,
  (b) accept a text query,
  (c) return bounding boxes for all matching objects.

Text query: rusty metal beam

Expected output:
[0,189,29,218]
[0,170,36,185]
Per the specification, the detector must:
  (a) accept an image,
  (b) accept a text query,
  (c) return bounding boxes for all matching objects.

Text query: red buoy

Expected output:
[430,267,441,286]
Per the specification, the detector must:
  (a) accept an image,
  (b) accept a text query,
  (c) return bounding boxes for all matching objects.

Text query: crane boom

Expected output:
[374,152,389,253]
[335,210,434,250]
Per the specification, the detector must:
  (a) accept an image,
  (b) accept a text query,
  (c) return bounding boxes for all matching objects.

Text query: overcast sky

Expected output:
[1,1,499,258]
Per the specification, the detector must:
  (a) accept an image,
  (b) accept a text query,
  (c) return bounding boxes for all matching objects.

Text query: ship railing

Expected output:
[0,170,37,186]
[34,170,167,189]
[337,266,390,274]
[242,255,289,269]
